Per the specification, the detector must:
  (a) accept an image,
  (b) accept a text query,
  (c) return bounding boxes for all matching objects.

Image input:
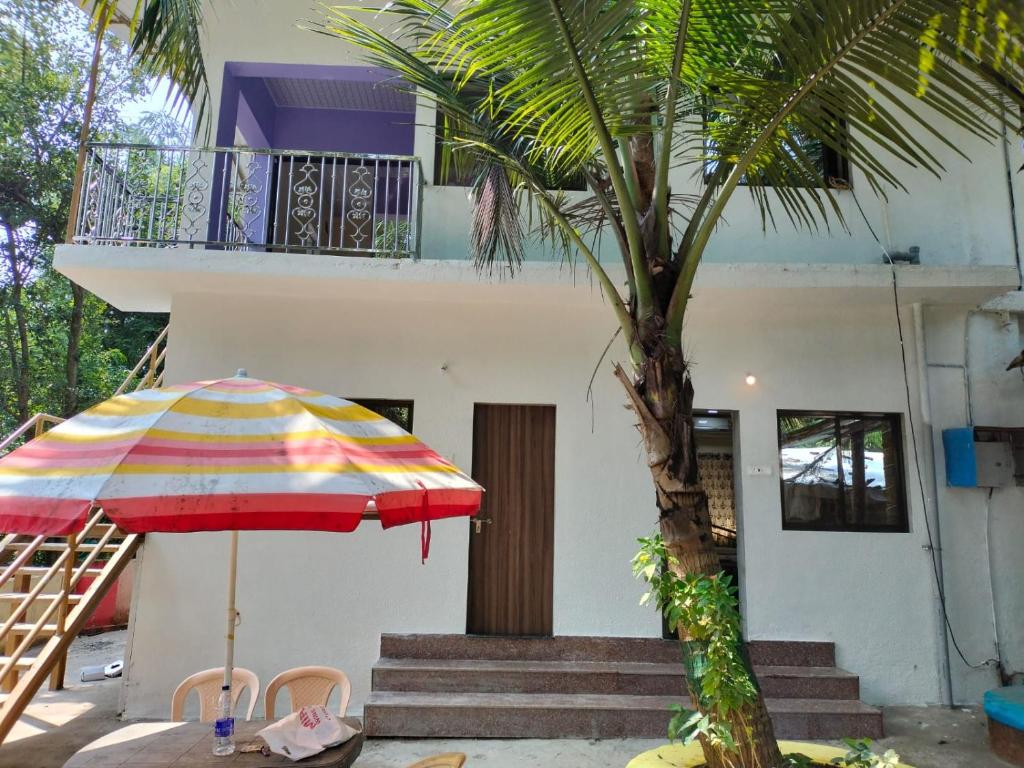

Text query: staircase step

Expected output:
[379,634,836,667]
[9,623,58,636]
[7,542,121,553]
[14,566,105,578]
[372,658,859,700]
[363,691,883,740]
[0,656,37,671]
[0,593,81,603]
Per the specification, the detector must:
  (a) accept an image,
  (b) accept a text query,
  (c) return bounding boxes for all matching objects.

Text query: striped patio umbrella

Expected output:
[0,371,482,695]
[0,372,481,537]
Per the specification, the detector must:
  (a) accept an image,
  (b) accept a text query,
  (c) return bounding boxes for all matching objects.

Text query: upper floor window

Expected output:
[778,411,907,532]
[351,399,414,433]
[704,112,851,189]
[433,108,586,191]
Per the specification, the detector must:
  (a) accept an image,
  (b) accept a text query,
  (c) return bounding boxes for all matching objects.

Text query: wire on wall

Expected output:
[848,189,1000,674]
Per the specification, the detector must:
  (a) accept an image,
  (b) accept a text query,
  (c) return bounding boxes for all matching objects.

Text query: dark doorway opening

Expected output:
[663,409,739,639]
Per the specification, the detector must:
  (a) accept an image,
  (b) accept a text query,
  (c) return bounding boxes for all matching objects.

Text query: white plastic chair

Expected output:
[170,667,260,722]
[264,666,352,720]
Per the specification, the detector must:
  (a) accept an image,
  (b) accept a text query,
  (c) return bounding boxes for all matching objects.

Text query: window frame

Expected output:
[432,105,586,191]
[350,398,415,433]
[777,409,909,533]
[702,112,852,191]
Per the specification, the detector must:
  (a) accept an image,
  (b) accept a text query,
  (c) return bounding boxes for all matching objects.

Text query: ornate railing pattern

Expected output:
[74,143,423,259]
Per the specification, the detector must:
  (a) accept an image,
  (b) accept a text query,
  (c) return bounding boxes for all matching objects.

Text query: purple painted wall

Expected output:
[211,62,417,246]
[236,78,277,148]
[218,61,415,155]
[272,108,414,155]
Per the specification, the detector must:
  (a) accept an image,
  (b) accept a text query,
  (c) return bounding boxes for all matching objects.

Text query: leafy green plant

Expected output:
[373,218,413,256]
[634,534,757,751]
[668,705,738,752]
[831,739,901,768]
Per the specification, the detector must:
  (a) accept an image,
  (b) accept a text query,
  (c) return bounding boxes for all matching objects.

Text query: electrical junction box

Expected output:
[942,427,1016,488]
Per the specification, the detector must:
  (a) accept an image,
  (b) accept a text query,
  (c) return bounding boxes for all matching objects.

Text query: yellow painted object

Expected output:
[627,741,914,768]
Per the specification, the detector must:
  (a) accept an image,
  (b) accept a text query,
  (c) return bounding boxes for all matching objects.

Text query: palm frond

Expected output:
[470,163,525,273]
[81,0,209,130]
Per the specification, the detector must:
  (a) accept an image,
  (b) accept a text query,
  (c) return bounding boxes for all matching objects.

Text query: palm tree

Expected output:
[63,0,207,416]
[317,2,1024,765]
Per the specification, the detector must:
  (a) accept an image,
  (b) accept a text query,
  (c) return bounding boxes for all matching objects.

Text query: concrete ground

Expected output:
[0,631,1013,768]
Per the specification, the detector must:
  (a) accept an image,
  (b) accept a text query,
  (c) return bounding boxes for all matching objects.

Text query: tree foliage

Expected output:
[0,0,167,434]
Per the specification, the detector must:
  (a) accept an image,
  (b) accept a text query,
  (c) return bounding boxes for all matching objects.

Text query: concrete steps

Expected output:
[364,690,883,740]
[377,633,838,666]
[372,658,861,699]
[364,634,883,740]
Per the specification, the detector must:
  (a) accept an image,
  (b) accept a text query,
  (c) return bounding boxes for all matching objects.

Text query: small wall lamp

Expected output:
[744,373,757,386]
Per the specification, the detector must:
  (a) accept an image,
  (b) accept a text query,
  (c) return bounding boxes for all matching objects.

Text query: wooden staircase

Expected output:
[0,326,167,743]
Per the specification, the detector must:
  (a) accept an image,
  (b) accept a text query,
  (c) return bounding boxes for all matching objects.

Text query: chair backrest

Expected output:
[170,667,260,723]
[264,666,352,720]
[406,754,468,768]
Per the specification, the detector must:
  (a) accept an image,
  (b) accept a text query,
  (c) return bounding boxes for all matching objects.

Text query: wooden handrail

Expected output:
[114,326,168,396]
[0,414,64,455]
[66,519,121,593]
[0,510,105,643]
[0,512,111,684]
[0,532,142,743]
[0,537,45,591]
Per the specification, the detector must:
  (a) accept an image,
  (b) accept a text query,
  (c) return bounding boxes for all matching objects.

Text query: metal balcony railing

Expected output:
[73,143,424,259]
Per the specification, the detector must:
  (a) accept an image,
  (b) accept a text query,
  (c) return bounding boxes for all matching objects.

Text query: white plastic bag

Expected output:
[258,705,361,762]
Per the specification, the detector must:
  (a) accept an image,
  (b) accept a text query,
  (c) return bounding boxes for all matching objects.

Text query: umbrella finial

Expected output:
[235,368,248,378]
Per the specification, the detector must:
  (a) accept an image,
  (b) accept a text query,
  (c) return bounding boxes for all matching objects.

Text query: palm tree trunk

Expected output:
[616,351,785,768]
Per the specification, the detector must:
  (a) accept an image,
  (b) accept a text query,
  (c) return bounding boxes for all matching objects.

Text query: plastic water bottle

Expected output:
[213,684,235,756]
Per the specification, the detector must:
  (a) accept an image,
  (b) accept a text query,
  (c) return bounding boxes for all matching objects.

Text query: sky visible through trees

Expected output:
[0,0,186,435]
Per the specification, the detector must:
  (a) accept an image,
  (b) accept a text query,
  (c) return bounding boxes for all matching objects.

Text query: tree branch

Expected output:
[666,0,911,341]
[545,0,654,320]
[654,0,692,259]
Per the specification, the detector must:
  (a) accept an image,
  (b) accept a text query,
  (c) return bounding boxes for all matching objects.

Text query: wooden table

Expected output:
[63,719,364,767]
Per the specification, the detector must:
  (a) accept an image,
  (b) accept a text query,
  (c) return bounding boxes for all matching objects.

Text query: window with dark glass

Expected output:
[351,399,414,433]
[704,112,851,189]
[778,411,907,532]
[433,107,586,191]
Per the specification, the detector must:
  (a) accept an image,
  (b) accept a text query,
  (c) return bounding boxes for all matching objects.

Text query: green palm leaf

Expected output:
[81,0,209,128]
[318,0,1024,349]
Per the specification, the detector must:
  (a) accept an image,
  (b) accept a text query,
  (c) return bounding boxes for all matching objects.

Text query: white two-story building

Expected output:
[56,1,1024,740]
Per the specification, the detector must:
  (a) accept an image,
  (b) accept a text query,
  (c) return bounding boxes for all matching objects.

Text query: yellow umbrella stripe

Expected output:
[168,398,382,421]
[39,429,421,446]
[85,396,385,422]
[0,462,462,478]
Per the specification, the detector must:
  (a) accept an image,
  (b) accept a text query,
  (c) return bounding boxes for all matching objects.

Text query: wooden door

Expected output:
[467,404,555,636]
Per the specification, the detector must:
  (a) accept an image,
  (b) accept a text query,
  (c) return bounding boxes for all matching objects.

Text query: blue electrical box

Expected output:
[943,427,1016,487]
[943,428,977,487]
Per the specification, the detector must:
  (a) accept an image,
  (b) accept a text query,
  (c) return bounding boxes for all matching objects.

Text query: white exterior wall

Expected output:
[120,282,957,718]
[921,306,1024,703]
[82,0,1024,719]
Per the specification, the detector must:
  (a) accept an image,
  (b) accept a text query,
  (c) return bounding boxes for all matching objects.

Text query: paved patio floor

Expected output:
[0,631,1012,768]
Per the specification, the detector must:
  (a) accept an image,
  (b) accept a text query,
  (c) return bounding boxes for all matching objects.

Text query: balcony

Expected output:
[73,143,423,259]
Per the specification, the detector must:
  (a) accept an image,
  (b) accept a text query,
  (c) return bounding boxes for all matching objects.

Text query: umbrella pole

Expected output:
[223,530,239,691]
